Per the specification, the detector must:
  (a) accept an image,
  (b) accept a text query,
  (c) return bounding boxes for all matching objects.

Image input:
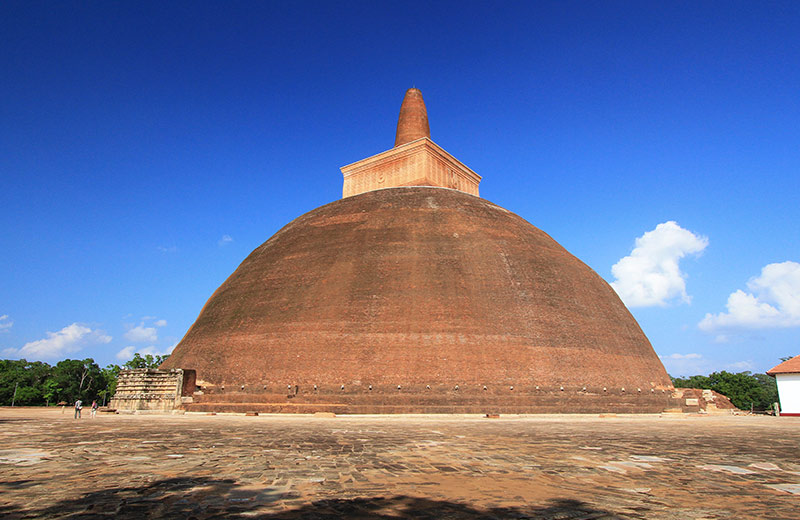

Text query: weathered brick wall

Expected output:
[183,383,686,414]
[162,188,672,412]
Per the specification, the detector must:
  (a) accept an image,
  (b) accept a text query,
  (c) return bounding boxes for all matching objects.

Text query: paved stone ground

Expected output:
[0,408,798,519]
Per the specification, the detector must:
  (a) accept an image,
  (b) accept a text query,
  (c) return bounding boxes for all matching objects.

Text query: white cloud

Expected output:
[699,261,800,331]
[145,343,177,355]
[124,324,158,343]
[116,346,136,360]
[725,360,755,372]
[2,347,18,357]
[16,323,111,359]
[610,221,708,308]
[157,245,177,253]
[659,352,708,377]
[218,234,234,247]
[661,353,702,360]
[0,315,12,332]
[116,344,175,361]
[154,319,167,327]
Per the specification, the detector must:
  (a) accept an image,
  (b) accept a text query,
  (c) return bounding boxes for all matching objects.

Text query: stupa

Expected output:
[162,88,677,413]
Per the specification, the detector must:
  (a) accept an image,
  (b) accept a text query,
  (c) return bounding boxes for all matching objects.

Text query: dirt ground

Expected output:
[0,407,798,519]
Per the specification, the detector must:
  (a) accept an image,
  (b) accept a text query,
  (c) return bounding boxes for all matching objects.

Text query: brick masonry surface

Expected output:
[394,88,430,147]
[182,386,735,415]
[162,187,673,413]
[0,408,798,519]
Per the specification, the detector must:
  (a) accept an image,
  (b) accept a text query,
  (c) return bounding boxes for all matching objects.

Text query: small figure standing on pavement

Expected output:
[74,399,82,419]
[91,400,98,418]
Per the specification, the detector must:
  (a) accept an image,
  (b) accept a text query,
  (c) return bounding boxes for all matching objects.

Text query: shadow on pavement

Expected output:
[0,476,625,519]
[267,496,623,519]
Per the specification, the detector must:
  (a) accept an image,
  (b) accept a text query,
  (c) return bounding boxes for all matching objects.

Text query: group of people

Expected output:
[73,399,99,419]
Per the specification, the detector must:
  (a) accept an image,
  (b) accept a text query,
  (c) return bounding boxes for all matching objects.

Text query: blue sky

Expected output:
[1,1,798,375]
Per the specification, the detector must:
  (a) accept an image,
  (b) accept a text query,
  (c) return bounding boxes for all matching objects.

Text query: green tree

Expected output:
[42,378,58,406]
[97,364,121,406]
[51,359,103,404]
[671,374,711,389]
[0,359,53,406]
[122,353,169,369]
[708,371,765,410]
[0,359,27,404]
[751,372,779,408]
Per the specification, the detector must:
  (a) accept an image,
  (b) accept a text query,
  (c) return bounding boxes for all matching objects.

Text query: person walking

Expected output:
[91,400,98,418]
[74,399,82,419]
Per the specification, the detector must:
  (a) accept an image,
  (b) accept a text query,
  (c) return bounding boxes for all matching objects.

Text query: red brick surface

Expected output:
[394,88,430,147]
[163,187,672,412]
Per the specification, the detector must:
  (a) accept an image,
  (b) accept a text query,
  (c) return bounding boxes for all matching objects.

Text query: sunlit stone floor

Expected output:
[0,408,798,519]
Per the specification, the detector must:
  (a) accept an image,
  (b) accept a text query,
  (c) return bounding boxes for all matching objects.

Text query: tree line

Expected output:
[671,370,778,411]
[0,353,168,407]
[0,354,785,411]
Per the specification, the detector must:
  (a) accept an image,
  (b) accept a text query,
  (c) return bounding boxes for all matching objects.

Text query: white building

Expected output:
[767,355,800,416]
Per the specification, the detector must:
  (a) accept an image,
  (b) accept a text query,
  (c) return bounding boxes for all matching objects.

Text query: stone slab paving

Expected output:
[0,408,798,519]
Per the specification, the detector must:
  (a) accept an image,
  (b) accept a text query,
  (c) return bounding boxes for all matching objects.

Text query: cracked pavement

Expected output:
[0,408,798,519]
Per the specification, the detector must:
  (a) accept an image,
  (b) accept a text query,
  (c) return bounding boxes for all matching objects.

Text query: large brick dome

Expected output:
[163,187,673,412]
[161,89,678,413]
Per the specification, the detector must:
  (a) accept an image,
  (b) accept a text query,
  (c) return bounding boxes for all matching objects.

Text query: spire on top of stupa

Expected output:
[394,88,430,147]
[340,88,480,198]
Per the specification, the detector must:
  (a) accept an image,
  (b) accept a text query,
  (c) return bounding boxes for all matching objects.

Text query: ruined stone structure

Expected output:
[110,368,195,413]
[668,388,737,415]
[162,88,680,413]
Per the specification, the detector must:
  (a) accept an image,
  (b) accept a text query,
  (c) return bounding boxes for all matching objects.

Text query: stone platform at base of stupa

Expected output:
[112,368,738,414]
[183,387,679,415]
